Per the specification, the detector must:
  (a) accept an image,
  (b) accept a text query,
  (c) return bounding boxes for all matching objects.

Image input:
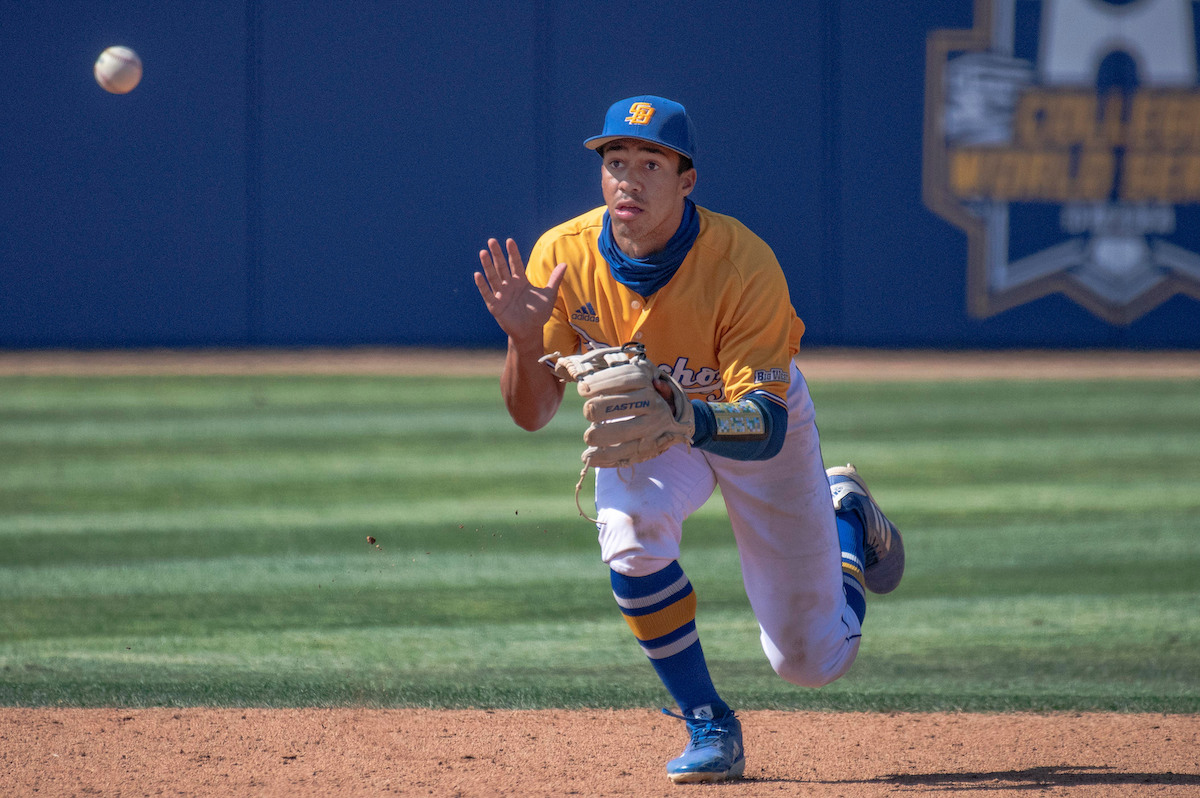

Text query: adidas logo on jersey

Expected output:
[571,302,600,323]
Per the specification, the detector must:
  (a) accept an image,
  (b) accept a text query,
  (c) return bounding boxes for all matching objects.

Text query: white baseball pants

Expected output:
[593,363,862,688]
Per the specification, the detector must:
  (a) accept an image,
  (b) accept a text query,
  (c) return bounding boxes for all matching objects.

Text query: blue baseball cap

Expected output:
[584,95,697,163]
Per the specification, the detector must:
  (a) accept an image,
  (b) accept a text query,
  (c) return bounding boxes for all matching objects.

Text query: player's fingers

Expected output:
[478,240,510,292]
[543,262,567,297]
[651,377,678,413]
[504,239,528,280]
[486,238,517,279]
[477,246,497,281]
[473,270,498,304]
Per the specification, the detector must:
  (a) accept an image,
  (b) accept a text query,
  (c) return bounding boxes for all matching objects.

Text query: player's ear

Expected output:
[679,167,696,197]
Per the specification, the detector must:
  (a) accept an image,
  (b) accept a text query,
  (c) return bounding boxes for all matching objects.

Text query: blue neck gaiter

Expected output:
[598,199,700,297]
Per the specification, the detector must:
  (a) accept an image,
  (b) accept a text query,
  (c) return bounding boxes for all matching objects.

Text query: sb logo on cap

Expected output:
[625,102,656,126]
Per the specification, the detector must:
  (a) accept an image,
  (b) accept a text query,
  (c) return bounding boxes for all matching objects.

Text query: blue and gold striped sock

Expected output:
[837,513,868,624]
[610,562,727,717]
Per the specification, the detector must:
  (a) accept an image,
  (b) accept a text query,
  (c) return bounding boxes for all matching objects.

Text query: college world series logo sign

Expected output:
[924,0,1200,324]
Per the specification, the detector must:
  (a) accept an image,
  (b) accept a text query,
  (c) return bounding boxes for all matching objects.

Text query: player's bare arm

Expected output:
[474,237,567,431]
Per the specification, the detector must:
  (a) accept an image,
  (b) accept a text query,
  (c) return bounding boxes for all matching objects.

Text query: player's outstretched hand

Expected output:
[475,238,566,342]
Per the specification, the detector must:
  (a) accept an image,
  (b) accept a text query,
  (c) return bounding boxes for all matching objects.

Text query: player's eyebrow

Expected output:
[604,142,671,159]
[637,144,671,158]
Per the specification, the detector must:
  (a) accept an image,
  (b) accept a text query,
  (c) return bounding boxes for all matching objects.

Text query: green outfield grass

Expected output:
[1,373,1197,711]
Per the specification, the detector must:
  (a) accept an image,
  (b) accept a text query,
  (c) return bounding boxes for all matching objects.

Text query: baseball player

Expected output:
[474,95,905,784]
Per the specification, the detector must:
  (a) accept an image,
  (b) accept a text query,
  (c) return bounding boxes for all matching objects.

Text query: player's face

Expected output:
[600,139,696,258]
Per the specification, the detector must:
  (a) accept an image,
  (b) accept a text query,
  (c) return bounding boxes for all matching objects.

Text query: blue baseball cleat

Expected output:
[663,706,746,784]
[827,464,906,594]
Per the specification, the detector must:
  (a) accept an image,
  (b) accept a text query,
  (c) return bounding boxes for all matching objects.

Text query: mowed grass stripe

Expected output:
[0,550,612,599]
[0,408,541,447]
[4,596,1193,710]
[5,509,1192,598]
[0,448,579,491]
[11,592,1189,668]
[809,379,1198,434]
[5,427,1195,496]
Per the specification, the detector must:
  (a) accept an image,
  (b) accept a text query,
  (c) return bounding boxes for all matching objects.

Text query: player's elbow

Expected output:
[511,411,551,432]
[502,371,565,431]
[505,391,563,432]
[506,400,554,432]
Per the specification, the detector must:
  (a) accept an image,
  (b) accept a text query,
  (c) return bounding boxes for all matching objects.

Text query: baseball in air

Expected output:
[94,46,143,94]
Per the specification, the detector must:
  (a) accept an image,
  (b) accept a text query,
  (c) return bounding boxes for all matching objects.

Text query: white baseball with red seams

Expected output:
[94,46,142,94]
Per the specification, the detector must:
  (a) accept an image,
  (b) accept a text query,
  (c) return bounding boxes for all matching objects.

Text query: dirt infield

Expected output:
[4,347,1198,796]
[3,709,1197,797]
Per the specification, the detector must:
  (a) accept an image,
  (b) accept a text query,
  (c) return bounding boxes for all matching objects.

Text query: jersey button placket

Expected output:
[629,297,650,343]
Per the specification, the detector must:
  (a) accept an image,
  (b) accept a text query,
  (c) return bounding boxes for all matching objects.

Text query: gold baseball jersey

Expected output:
[526,205,805,403]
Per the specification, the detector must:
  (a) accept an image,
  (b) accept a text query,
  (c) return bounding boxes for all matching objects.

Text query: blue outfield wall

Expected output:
[2,1,1198,350]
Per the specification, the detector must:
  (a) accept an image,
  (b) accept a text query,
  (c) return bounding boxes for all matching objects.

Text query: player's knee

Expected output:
[771,655,846,688]
[767,641,857,688]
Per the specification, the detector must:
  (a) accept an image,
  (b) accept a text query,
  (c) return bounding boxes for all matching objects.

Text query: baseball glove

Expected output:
[542,343,695,520]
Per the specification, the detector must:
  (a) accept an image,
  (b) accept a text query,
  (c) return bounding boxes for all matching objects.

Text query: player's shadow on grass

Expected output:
[856,765,1200,790]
